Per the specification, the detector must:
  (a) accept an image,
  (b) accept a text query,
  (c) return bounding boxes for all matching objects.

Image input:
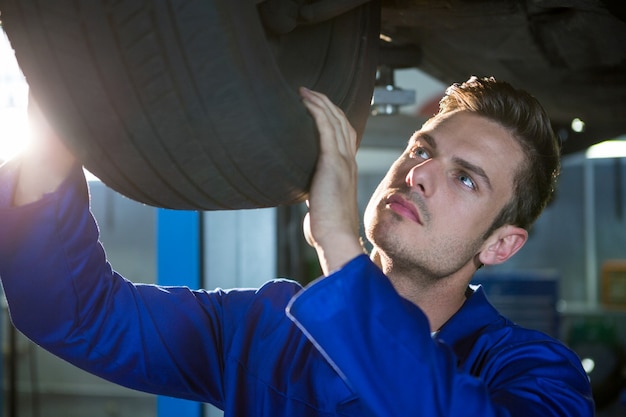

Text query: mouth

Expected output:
[385,193,422,224]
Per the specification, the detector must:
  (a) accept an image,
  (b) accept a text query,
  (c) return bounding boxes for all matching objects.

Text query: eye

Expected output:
[458,173,477,190]
[410,146,430,160]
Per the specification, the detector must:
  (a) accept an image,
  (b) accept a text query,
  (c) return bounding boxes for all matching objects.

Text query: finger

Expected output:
[302,211,315,247]
[300,87,350,136]
[300,91,343,149]
[302,89,357,155]
[300,88,357,155]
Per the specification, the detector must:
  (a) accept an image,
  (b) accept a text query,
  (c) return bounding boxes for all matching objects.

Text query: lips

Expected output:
[386,193,422,224]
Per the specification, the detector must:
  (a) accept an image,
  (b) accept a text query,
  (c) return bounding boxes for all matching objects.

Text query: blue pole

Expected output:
[156,209,203,417]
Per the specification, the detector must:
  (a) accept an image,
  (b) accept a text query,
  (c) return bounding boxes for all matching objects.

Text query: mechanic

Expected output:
[0,77,594,416]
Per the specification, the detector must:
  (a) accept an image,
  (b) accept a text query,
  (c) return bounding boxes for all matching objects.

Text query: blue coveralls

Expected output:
[0,164,593,416]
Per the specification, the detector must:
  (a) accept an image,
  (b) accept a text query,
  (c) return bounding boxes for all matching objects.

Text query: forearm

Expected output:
[0,164,106,345]
[311,234,365,276]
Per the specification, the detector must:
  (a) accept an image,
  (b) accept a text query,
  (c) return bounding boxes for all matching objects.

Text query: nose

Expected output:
[405,159,436,196]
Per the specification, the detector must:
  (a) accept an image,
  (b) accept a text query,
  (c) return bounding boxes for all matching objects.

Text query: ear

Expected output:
[478,225,528,266]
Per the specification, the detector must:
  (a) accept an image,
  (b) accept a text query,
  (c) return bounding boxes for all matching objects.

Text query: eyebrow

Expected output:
[453,157,493,191]
[413,132,437,150]
[413,132,493,192]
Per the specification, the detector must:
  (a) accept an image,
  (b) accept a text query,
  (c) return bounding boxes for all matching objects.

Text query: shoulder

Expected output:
[483,319,580,364]
[444,287,590,392]
[213,278,304,322]
[467,316,591,394]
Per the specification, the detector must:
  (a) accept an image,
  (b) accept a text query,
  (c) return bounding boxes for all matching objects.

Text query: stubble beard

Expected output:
[366,209,485,283]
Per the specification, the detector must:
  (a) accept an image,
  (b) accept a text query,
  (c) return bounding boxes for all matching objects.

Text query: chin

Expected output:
[366,220,401,254]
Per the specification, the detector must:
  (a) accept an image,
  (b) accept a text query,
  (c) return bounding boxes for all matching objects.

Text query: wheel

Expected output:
[0,0,379,209]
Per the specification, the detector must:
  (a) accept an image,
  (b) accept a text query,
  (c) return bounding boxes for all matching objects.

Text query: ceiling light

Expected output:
[586,138,626,159]
[571,118,585,133]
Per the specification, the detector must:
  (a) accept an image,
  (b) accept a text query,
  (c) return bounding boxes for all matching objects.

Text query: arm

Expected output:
[0,101,242,405]
[0,164,240,404]
[299,87,364,274]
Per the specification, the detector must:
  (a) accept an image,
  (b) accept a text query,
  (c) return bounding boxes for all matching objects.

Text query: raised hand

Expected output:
[299,87,364,275]
[12,97,77,206]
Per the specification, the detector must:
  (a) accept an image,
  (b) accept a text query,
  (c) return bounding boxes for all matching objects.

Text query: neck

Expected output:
[371,249,473,332]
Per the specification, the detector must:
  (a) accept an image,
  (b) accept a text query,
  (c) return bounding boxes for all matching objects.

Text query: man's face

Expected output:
[363,110,524,278]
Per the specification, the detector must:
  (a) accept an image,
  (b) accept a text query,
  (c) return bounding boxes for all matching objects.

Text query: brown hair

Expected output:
[437,76,560,236]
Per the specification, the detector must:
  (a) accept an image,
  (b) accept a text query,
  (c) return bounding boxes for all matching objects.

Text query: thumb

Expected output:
[302,211,315,247]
